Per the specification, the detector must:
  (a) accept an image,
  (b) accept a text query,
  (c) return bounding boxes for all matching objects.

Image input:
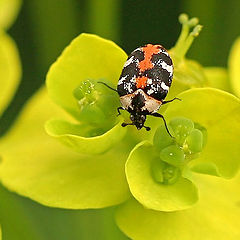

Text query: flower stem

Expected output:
[172,14,202,64]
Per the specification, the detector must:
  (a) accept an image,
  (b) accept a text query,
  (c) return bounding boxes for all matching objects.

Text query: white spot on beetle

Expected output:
[124,82,134,93]
[161,82,169,90]
[147,78,153,85]
[123,56,135,68]
[147,89,154,95]
[118,75,128,85]
[129,76,136,83]
[161,50,169,56]
[160,61,173,74]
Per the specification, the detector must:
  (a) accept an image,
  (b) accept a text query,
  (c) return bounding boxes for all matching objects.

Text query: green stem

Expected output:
[88,0,120,41]
[27,0,78,72]
[171,14,202,63]
[174,14,190,53]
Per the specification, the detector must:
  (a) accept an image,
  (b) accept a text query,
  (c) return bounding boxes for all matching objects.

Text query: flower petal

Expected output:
[0,0,21,29]
[46,33,127,120]
[164,88,240,178]
[0,88,130,208]
[0,31,21,116]
[45,118,127,155]
[229,37,240,97]
[125,141,198,211]
[116,172,240,240]
[204,67,231,92]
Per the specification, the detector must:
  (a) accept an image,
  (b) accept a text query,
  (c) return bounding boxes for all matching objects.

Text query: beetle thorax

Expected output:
[120,89,162,114]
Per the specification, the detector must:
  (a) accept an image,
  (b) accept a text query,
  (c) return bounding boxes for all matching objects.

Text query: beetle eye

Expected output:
[141,115,146,121]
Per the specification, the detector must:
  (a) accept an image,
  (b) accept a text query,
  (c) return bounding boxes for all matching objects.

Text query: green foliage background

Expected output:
[1,0,240,239]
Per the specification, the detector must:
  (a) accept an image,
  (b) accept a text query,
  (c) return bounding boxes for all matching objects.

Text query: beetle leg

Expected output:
[162,97,181,105]
[117,107,124,116]
[121,122,134,127]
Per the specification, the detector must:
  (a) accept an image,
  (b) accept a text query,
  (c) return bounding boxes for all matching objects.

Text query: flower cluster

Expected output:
[1,14,240,240]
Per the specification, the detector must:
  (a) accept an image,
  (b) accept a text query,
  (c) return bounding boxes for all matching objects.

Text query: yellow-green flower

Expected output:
[1,14,240,240]
[0,0,22,238]
[204,36,240,95]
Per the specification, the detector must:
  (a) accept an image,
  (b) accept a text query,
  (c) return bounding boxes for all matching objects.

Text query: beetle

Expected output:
[99,44,180,136]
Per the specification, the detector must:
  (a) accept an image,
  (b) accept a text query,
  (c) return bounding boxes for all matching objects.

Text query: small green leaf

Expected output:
[160,145,185,167]
[194,122,207,148]
[229,37,240,97]
[0,31,21,116]
[72,79,119,126]
[174,59,207,87]
[190,162,220,176]
[169,117,194,145]
[45,118,126,154]
[204,67,231,92]
[167,58,207,99]
[153,124,174,152]
[125,141,198,211]
[186,129,203,153]
[152,160,180,185]
[0,88,130,209]
[116,171,240,240]
[164,88,240,178]
[0,0,21,29]
[46,33,127,120]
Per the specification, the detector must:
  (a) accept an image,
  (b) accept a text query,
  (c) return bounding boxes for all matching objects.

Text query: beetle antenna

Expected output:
[98,81,118,92]
[150,112,174,138]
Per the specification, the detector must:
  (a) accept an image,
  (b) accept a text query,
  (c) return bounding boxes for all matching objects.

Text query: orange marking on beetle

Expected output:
[136,76,148,88]
[138,44,161,72]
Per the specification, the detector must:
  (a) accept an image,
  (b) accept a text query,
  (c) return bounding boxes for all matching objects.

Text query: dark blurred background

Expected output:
[0,0,240,239]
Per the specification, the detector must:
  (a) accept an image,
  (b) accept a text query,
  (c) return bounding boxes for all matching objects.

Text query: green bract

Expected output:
[0,89,130,208]
[46,33,127,120]
[125,116,208,212]
[45,119,126,154]
[72,79,119,126]
[0,30,21,117]
[0,0,21,29]
[126,141,198,211]
[116,172,240,240]
[204,67,231,92]
[205,36,240,95]
[164,88,240,178]
[45,34,128,153]
[1,13,240,240]
[0,1,22,237]
[152,160,181,185]
[160,145,185,166]
[115,88,240,239]
[229,37,240,97]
